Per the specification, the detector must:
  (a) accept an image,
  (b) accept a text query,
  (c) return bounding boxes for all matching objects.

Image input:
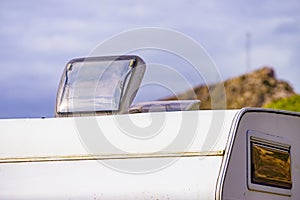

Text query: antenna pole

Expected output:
[246,32,251,72]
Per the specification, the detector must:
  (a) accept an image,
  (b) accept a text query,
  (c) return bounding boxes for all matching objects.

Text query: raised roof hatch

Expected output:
[55,55,200,117]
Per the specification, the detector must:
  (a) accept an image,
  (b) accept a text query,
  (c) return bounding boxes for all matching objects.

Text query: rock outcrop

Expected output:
[164,67,295,109]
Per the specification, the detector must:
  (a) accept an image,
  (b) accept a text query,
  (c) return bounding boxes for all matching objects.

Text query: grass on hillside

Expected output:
[264,95,300,112]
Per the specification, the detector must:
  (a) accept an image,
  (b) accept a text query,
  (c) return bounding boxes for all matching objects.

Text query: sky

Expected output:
[0,0,299,118]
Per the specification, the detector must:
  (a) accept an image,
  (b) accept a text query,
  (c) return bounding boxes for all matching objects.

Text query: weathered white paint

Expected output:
[0,110,236,199]
[0,109,299,200]
[0,110,237,158]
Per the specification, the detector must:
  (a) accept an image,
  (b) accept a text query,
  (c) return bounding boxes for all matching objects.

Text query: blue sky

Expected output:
[0,0,300,118]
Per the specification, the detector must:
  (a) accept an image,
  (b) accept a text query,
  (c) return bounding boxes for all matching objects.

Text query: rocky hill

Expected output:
[165,67,296,109]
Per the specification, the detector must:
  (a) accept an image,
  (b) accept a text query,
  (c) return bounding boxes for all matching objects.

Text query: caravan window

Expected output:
[247,130,292,196]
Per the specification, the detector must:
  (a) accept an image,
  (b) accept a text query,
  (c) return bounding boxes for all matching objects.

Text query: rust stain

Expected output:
[0,150,224,164]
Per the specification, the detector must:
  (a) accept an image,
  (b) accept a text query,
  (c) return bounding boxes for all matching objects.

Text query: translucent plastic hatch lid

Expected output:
[55,55,201,117]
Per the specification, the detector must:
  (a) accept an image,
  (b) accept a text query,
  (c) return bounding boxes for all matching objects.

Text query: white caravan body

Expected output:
[0,108,299,200]
[1,55,299,199]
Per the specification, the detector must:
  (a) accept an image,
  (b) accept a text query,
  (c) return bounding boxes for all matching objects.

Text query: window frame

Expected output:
[247,130,292,196]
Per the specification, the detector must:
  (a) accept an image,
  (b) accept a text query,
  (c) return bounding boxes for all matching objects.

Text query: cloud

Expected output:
[0,0,300,117]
